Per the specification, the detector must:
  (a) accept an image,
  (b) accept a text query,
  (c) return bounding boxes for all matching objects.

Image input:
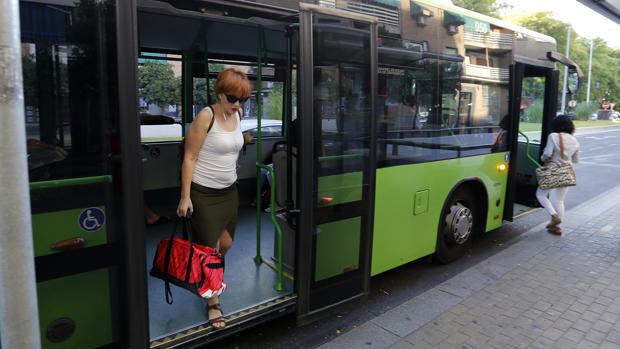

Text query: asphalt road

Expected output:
[208,125,620,349]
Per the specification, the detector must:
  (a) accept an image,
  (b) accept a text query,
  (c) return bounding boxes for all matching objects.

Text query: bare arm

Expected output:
[177,108,212,216]
[540,133,555,163]
[572,143,580,163]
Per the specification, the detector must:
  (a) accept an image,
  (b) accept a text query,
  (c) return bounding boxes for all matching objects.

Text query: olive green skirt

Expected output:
[189,182,238,248]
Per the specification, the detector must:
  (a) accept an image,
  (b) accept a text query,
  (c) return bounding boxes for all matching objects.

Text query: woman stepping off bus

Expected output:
[177,68,252,329]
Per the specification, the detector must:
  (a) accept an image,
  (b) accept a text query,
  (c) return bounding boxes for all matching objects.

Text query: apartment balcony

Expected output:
[319,0,401,34]
[464,31,513,51]
[463,63,509,83]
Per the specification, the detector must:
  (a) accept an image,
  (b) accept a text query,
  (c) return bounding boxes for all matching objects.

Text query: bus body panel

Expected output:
[37,269,114,349]
[371,152,508,275]
[315,217,362,282]
[32,207,108,257]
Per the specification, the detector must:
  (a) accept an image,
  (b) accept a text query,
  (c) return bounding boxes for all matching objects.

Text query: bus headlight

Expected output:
[496,163,507,172]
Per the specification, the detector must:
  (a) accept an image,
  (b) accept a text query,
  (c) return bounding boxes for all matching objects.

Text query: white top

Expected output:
[192,109,244,189]
[541,132,580,165]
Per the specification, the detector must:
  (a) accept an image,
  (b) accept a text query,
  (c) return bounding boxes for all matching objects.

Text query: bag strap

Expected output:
[182,218,195,284]
[162,218,191,305]
[206,105,215,133]
[165,281,173,304]
[559,133,567,160]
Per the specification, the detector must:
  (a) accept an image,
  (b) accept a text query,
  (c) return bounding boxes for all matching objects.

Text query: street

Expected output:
[210,125,620,349]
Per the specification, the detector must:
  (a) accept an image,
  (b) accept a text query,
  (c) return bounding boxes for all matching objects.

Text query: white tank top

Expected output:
[192,108,244,189]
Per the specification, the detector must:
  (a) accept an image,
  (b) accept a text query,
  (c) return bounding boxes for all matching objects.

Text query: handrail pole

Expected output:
[256,164,285,291]
[518,130,541,167]
[254,26,265,264]
[29,175,113,190]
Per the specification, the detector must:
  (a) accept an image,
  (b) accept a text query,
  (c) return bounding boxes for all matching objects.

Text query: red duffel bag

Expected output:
[150,218,226,303]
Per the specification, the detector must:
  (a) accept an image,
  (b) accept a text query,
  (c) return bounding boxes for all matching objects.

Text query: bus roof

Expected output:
[413,0,557,45]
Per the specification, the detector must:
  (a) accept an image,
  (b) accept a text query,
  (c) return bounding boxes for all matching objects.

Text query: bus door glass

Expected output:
[507,64,558,217]
[20,1,127,347]
[298,5,377,314]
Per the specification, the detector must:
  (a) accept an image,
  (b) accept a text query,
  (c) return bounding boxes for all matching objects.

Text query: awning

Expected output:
[409,1,433,18]
[443,11,465,27]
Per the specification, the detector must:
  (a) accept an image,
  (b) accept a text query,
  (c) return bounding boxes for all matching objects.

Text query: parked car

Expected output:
[240,119,283,138]
[237,119,284,180]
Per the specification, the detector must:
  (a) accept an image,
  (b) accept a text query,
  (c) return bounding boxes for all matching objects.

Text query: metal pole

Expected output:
[0,0,42,348]
[254,26,264,265]
[561,27,571,114]
[587,39,593,104]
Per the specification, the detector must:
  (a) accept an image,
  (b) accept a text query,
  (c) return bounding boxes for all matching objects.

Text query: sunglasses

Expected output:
[225,94,248,104]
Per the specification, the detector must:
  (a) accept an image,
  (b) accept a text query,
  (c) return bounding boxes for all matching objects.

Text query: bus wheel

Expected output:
[434,188,477,264]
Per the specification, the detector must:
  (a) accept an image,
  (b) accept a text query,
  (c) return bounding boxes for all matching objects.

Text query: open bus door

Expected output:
[504,55,582,221]
[18,0,147,348]
[296,3,377,320]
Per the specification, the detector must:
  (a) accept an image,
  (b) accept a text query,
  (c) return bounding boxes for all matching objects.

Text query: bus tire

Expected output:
[434,187,477,264]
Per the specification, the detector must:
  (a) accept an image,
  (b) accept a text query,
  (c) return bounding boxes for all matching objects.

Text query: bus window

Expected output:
[518,76,546,143]
[138,55,182,142]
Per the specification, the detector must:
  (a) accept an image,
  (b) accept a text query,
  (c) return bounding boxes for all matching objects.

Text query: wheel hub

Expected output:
[445,202,473,245]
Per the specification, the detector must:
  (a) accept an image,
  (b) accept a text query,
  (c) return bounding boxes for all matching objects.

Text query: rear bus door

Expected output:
[297,3,377,319]
[20,0,147,347]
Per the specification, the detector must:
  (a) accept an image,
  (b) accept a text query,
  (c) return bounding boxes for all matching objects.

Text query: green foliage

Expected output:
[523,99,544,123]
[574,102,599,121]
[452,0,499,17]
[512,11,620,108]
[138,61,180,107]
[265,88,283,120]
[193,78,209,106]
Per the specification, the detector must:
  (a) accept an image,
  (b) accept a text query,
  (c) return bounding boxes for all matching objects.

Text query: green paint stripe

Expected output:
[318,154,363,162]
[30,175,112,190]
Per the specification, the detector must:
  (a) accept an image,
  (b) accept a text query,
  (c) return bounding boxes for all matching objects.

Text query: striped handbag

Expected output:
[535,133,576,190]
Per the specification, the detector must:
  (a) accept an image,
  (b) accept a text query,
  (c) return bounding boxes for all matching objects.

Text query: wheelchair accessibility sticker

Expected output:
[78,207,105,232]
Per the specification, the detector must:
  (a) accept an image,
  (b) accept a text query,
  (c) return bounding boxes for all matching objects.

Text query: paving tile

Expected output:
[317,322,400,349]
[318,194,620,349]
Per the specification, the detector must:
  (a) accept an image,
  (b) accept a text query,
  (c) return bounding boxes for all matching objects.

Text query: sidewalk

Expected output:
[318,184,620,349]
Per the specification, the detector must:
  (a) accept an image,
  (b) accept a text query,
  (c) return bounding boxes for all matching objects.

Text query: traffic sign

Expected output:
[602,101,610,110]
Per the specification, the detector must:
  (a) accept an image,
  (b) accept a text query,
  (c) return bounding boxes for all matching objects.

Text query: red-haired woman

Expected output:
[176,68,251,329]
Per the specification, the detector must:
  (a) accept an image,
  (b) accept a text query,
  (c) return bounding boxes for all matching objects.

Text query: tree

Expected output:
[452,0,499,17]
[512,11,620,106]
[265,88,283,120]
[138,61,180,107]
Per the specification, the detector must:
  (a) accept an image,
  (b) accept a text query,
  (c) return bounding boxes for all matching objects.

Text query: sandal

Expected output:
[547,226,562,236]
[207,303,226,329]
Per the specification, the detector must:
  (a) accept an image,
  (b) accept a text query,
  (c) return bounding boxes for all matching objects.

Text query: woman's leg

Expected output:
[536,187,557,216]
[216,229,233,256]
[549,187,569,219]
[207,228,233,329]
[144,205,160,225]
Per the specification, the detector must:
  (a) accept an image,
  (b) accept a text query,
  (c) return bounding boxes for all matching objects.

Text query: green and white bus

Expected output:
[11,0,582,347]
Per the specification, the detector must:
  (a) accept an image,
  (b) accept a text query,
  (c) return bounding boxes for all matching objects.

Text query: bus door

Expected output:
[20,1,145,348]
[297,3,377,318]
[504,63,557,220]
[504,55,582,221]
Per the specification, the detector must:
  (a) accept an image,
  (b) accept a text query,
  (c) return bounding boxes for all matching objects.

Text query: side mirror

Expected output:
[567,69,581,95]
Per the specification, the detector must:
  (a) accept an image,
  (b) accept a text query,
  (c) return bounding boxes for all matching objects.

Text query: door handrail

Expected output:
[518,130,541,167]
[29,175,112,191]
[253,26,285,292]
